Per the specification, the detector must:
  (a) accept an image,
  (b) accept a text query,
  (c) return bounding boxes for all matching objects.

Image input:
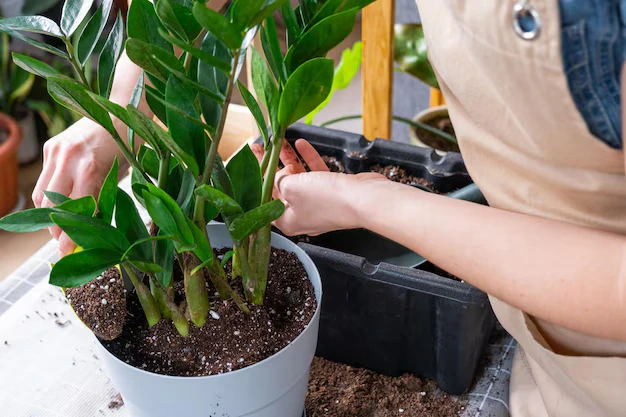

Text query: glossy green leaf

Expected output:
[22,0,63,15]
[146,184,194,244]
[126,105,168,154]
[157,28,231,74]
[0,196,97,233]
[12,53,61,79]
[156,0,201,42]
[47,76,116,135]
[140,147,161,179]
[0,16,63,37]
[129,260,163,273]
[192,2,242,50]
[153,54,224,103]
[77,0,113,65]
[231,0,265,29]
[8,65,35,104]
[285,10,357,72]
[220,250,235,269]
[142,190,178,238]
[186,218,212,262]
[237,81,268,146]
[128,72,145,153]
[229,199,285,241]
[198,31,230,129]
[145,86,215,135]
[128,0,172,52]
[280,3,300,48]
[394,24,439,89]
[226,144,262,212]
[1,28,67,58]
[250,47,279,131]
[195,185,242,217]
[50,212,130,252]
[307,0,374,27]
[97,12,124,99]
[249,0,290,27]
[176,168,197,215]
[43,191,70,205]
[96,157,119,224]
[306,41,362,124]
[61,0,94,37]
[279,58,333,126]
[50,248,121,287]
[165,76,206,174]
[131,167,150,205]
[211,153,234,198]
[155,229,175,286]
[260,18,286,85]
[116,188,151,260]
[126,38,185,84]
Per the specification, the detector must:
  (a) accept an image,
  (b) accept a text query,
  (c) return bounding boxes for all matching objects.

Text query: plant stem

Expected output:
[321,114,458,145]
[64,39,91,88]
[183,253,210,328]
[261,130,285,204]
[157,153,171,190]
[123,263,161,328]
[259,142,273,176]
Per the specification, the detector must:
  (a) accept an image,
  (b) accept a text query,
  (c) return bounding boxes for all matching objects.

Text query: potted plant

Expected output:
[0,0,371,415]
[394,23,458,153]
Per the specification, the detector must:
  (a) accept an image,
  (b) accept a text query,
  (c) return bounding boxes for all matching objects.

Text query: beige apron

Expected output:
[416,1,626,416]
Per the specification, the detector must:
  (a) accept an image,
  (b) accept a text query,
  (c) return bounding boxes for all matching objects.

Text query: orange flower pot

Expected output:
[0,113,23,217]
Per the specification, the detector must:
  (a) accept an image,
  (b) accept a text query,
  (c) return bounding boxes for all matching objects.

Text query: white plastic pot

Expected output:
[97,222,322,417]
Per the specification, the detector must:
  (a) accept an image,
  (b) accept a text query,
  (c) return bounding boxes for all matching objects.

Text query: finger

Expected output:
[279,141,305,174]
[32,161,56,208]
[275,164,299,198]
[44,174,74,240]
[294,139,329,172]
[58,233,76,258]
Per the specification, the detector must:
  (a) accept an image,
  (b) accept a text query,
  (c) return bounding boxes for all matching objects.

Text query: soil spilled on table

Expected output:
[306,357,468,417]
[65,268,126,340]
[100,248,317,376]
[414,116,459,153]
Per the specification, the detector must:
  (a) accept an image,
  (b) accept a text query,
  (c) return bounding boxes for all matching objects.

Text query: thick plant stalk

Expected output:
[150,279,173,319]
[123,263,161,328]
[149,275,189,337]
[183,253,210,327]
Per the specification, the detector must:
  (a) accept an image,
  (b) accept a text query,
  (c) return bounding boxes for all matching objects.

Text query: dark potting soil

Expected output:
[65,268,126,340]
[99,248,317,376]
[321,155,346,173]
[415,116,460,153]
[306,357,468,417]
[370,164,433,189]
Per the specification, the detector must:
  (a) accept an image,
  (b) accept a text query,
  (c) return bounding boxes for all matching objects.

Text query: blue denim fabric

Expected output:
[559,0,624,149]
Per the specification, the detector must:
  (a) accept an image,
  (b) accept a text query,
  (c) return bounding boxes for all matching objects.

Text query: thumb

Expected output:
[275,164,299,196]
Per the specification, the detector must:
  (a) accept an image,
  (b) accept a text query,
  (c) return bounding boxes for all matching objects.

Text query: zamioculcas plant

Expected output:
[0,0,373,336]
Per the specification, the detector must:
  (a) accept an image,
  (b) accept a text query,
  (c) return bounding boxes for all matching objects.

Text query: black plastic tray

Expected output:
[262,124,496,394]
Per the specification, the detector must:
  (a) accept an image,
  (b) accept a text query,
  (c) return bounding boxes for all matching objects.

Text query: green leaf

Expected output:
[61,0,94,37]
[22,0,63,15]
[306,41,362,124]
[50,212,130,252]
[165,76,206,175]
[231,0,265,29]
[126,38,185,84]
[126,106,168,154]
[279,58,334,126]
[229,199,285,241]
[195,185,242,217]
[0,16,63,37]
[249,0,290,27]
[285,10,357,72]
[280,3,300,48]
[43,191,70,205]
[190,257,212,276]
[50,249,121,288]
[155,229,175,286]
[250,47,279,131]
[77,0,113,66]
[192,2,243,50]
[0,195,98,233]
[237,81,268,146]
[308,0,375,27]
[198,31,230,129]
[12,53,61,79]
[1,28,67,58]
[140,147,161,179]
[153,54,224,103]
[145,184,194,244]
[394,24,439,89]
[129,260,163,273]
[8,65,35,104]
[47,76,116,135]
[219,250,235,269]
[97,12,124,99]
[145,86,215,135]
[176,168,197,215]
[156,0,202,42]
[116,189,151,260]
[145,84,167,124]
[226,144,262,212]
[186,217,212,262]
[157,28,231,74]
[97,157,119,224]
[128,0,172,52]
[142,191,178,240]
[260,18,286,85]
[131,167,151,205]
[128,72,145,153]
[212,153,234,198]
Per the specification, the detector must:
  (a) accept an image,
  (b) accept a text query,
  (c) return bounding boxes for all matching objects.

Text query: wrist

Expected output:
[340,174,387,230]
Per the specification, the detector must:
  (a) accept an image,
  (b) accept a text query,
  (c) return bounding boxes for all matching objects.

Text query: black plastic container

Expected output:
[263,123,496,394]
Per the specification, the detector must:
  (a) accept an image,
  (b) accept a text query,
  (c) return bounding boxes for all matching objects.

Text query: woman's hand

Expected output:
[251,139,387,236]
[33,118,126,256]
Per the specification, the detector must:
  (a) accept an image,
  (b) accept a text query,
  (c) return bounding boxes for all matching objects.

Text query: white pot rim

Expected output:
[97,223,322,381]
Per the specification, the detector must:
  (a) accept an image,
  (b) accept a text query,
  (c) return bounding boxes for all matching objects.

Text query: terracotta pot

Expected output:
[0,113,23,217]
[408,105,460,154]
